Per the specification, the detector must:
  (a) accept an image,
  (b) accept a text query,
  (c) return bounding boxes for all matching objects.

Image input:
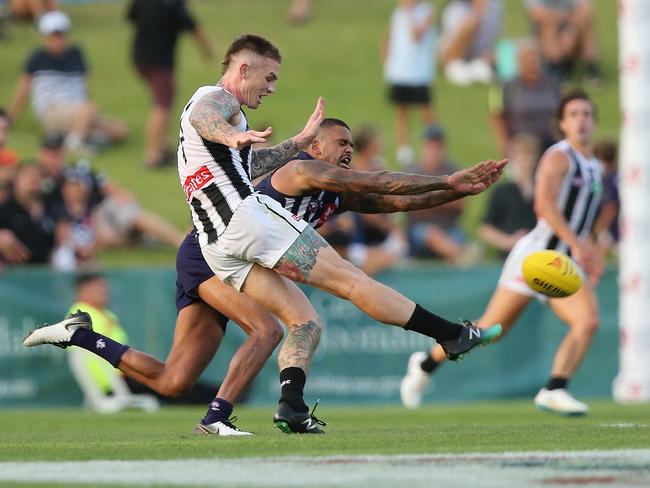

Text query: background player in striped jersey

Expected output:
[401,89,604,416]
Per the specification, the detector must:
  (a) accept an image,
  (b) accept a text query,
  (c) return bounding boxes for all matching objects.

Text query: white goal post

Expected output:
[613,0,650,403]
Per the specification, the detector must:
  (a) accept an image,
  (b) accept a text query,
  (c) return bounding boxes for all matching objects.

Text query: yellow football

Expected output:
[521,250,582,298]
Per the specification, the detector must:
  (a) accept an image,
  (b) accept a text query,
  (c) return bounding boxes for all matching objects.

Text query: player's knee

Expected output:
[259,321,284,349]
[573,315,599,337]
[159,375,194,398]
[583,315,600,336]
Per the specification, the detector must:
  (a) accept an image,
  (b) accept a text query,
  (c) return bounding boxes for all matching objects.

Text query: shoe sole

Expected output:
[23,324,71,348]
[273,420,325,434]
[192,424,212,435]
[274,420,293,434]
[23,312,93,348]
[446,324,503,361]
[535,404,587,417]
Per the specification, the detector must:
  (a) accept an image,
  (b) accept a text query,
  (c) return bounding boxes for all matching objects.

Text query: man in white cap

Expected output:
[8,11,128,154]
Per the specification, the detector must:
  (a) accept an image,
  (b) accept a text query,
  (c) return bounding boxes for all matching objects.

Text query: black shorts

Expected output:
[175,232,228,331]
[388,84,432,105]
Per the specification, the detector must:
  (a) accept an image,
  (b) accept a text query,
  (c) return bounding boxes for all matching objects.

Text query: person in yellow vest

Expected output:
[67,272,159,413]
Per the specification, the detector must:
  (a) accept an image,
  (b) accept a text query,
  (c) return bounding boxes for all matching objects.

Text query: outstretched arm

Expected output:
[251,97,325,179]
[339,190,464,214]
[189,90,272,149]
[292,160,451,194]
[289,158,506,195]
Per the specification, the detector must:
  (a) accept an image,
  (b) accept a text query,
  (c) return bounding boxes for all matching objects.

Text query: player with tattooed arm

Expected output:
[26,34,505,436]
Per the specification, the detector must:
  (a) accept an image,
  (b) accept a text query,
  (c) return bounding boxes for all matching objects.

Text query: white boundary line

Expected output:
[1,449,649,487]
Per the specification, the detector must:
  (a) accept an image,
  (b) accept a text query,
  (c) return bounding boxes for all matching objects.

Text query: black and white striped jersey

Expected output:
[177,86,254,247]
[530,139,603,254]
[255,152,343,229]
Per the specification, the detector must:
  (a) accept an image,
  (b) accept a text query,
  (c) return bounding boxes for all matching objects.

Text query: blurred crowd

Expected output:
[0,1,207,271]
[0,0,619,275]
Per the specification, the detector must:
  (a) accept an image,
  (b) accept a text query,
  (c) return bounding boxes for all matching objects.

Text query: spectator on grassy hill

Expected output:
[66,272,159,414]
[488,39,561,157]
[439,0,503,86]
[382,0,437,167]
[8,0,56,20]
[127,0,213,169]
[406,125,482,265]
[7,11,128,155]
[525,0,601,84]
[347,125,407,274]
[477,133,538,259]
[35,134,184,250]
[51,166,98,271]
[592,139,619,253]
[287,0,311,24]
[0,162,56,265]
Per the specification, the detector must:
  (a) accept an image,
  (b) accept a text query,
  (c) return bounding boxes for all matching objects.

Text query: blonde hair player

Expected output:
[401,89,604,416]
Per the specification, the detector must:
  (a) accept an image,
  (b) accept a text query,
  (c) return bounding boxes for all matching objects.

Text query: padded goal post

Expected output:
[613,0,650,403]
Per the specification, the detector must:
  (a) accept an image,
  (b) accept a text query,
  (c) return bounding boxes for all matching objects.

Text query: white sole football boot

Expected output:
[23,310,92,349]
[534,388,588,416]
[193,418,253,437]
[400,351,432,409]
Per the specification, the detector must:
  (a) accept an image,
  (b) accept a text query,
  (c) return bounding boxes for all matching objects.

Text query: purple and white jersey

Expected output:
[255,152,343,229]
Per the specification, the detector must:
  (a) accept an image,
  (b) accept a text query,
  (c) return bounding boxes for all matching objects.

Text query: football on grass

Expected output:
[522,250,582,298]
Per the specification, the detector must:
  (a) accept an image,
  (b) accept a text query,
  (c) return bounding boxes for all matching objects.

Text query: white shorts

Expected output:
[498,231,586,302]
[498,232,547,301]
[201,193,308,291]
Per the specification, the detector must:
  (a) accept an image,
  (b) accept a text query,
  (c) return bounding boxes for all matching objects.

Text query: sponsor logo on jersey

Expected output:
[183,165,214,201]
[315,203,338,227]
[307,201,322,214]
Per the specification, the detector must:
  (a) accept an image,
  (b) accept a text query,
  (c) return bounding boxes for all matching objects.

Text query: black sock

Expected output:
[420,354,440,374]
[546,376,568,391]
[279,367,308,413]
[70,328,129,368]
[403,304,462,341]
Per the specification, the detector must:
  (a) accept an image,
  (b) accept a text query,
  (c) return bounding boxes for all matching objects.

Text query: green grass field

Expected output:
[0,0,621,266]
[4,402,650,460]
[0,5,633,486]
[1,402,650,487]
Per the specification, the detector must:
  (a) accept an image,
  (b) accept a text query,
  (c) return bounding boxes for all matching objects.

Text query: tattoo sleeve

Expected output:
[273,227,328,283]
[340,190,463,214]
[251,138,300,179]
[297,162,451,195]
[189,91,240,146]
[278,320,322,372]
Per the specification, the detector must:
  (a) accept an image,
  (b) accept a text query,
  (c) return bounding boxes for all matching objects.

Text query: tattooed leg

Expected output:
[278,320,322,373]
[275,226,416,326]
[274,226,328,283]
